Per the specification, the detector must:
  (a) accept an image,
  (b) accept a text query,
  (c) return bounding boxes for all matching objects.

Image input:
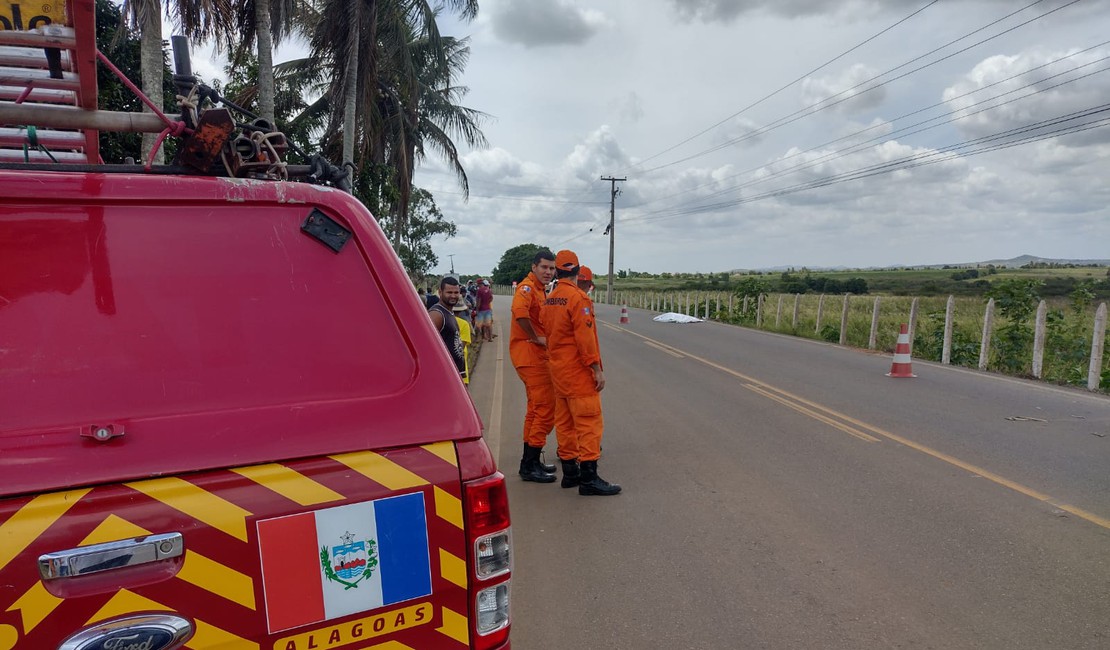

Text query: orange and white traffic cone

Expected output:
[619,305,630,324]
[887,323,916,378]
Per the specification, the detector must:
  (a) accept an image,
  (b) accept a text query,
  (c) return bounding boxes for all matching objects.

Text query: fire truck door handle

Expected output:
[38,533,184,580]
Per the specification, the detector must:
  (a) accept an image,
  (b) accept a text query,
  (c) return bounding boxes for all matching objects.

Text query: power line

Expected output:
[627,48,1110,218]
[624,103,1110,224]
[623,41,1110,214]
[635,0,1079,176]
[620,0,942,174]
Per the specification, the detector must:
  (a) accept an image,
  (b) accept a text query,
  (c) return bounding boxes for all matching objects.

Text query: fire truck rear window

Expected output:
[0,205,414,431]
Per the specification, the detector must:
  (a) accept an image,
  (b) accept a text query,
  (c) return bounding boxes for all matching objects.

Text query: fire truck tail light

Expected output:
[475,530,511,579]
[464,470,512,649]
[475,582,510,635]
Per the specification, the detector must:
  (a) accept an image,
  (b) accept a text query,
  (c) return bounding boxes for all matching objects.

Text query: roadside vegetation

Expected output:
[605,264,1110,299]
[595,271,1109,393]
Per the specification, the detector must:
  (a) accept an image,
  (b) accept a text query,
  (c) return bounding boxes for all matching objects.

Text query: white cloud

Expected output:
[943,47,1110,147]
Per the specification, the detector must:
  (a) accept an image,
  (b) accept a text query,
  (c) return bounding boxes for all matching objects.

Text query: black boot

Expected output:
[519,444,556,483]
[539,449,557,474]
[560,459,580,489]
[578,460,621,496]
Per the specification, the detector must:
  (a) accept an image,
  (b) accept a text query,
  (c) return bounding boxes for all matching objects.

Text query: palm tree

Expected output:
[222,0,300,125]
[302,0,482,242]
[383,29,488,246]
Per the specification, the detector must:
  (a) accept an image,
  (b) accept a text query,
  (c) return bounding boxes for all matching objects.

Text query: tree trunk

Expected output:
[138,0,163,164]
[255,0,276,125]
[339,24,357,165]
[341,2,360,164]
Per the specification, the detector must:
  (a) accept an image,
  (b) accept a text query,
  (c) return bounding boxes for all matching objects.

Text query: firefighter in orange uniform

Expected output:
[510,249,573,483]
[541,250,621,496]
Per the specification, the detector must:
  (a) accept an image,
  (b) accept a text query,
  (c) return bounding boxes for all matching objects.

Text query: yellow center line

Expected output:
[611,324,1110,532]
[745,384,879,443]
[644,340,684,358]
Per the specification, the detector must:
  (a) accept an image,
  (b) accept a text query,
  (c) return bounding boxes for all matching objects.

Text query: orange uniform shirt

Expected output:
[509,272,549,368]
[540,278,602,398]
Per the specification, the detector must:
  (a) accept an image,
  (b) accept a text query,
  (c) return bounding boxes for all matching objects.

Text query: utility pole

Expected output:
[601,175,626,305]
[447,254,456,275]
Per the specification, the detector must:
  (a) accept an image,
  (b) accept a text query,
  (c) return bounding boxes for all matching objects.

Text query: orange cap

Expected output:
[555,249,579,271]
[578,265,593,282]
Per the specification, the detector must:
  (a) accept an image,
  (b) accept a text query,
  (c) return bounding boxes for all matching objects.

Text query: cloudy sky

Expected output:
[199,0,1110,275]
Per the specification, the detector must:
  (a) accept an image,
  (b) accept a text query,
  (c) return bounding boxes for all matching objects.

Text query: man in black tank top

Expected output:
[428,276,466,378]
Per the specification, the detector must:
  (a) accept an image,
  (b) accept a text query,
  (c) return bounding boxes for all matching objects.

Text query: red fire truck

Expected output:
[0,2,512,649]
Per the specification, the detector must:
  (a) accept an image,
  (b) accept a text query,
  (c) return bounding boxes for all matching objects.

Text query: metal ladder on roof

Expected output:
[0,0,99,164]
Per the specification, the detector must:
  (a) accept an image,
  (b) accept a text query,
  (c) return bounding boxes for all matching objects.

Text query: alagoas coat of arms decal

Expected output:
[320,531,379,590]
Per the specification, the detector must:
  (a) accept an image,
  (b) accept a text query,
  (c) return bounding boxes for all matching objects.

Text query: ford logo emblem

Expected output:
[58,615,193,650]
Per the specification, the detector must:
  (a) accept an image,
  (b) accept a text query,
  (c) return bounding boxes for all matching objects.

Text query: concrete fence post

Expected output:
[729,293,734,319]
[757,294,765,327]
[908,297,920,347]
[1032,300,1047,378]
[792,294,800,329]
[868,297,882,350]
[942,296,955,365]
[1088,303,1107,391]
[775,295,783,327]
[839,294,850,346]
[716,293,722,320]
[704,294,710,320]
[979,298,995,371]
[816,294,825,334]
[743,295,750,316]
[685,292,691,316]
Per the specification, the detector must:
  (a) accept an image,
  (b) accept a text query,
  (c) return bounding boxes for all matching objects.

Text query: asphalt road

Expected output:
[468,300,1110,650]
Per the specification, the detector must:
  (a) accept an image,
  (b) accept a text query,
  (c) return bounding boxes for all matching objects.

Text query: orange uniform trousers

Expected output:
[514,365,578,459]
[553,393,602,462]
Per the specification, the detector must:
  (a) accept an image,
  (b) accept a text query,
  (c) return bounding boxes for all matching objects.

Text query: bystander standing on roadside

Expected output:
[541,250,621,496]
[428,277,466,382]
[476,278,495,342]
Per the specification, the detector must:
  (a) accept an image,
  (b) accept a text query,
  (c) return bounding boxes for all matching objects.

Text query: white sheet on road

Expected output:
[652,312,703,323]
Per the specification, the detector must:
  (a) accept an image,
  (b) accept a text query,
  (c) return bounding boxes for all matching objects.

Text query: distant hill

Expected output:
[952,254,1110,268]
[733,255,1110,273]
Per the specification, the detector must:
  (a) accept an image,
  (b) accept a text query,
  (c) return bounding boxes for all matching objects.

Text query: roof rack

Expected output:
[1,0,352,190]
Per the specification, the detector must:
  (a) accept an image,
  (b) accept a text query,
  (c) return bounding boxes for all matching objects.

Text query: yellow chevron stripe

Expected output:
[437,607,469,645]
[439,548,467,589]
[0,488,91,572]
[178,550,256,610]
[5,582,61,634]
[0,624,16,650]
[421,441,458,467]
[125,477,251,542]
[87,590,258,650]
[231,464,344,506]
[81,513,150,545]
[433,487,463,530]
[329,451,429,491]
[191,619,260,650]
[367,644,415,650]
